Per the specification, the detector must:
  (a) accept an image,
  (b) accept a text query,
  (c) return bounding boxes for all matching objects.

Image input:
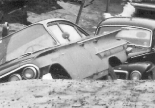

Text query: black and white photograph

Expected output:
[0,0,155,107]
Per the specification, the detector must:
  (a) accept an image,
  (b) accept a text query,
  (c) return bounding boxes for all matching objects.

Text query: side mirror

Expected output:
[126,47,133,54]
[62,32,70,40]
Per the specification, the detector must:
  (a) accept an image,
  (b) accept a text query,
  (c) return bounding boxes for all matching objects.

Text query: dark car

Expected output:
[122,0,155,4]
[121,0,155,20]
[114,62,155,80]
[95,17,155,80]
[0,18,129,83]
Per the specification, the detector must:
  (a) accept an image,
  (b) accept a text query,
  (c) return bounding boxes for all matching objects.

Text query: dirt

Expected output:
[0,79,155,108]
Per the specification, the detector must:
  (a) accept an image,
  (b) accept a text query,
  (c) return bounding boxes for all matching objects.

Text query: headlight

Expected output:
[22,67,37,79]
[8,74,22,82]
[130,70,141,80]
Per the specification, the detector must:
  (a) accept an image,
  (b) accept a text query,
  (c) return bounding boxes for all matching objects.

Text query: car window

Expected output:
[116,28,151,47]
[60,24,82,41]
[6,24,56,61]
[96,26,122,35]
[48,23,83,44]
[48,24,68,44]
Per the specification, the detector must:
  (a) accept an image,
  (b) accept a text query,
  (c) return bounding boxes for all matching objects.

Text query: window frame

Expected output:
[47,21,88,44]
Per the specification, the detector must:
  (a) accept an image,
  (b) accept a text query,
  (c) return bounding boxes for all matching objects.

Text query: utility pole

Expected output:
[76,0,85,24]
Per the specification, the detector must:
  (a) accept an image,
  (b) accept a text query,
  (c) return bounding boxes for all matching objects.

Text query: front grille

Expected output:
[116,72,127,79]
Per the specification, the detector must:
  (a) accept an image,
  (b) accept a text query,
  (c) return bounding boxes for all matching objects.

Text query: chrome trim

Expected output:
[95,44,125,55]
[22,67,37,79]
[0,64,40,79]
[114,69,129,79]
[78,29,122,44]
[146,65,155,73]
[96,25,152,48]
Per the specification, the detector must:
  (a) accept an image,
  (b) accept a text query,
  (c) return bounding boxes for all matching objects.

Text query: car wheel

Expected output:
[50,65,71,79]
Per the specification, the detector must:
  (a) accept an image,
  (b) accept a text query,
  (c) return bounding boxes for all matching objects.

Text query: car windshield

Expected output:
[116,28,151,47]
[97,26,151,47]
[0,24,56,63]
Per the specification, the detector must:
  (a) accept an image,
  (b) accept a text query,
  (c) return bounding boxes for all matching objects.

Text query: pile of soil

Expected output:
[0,79,155,108]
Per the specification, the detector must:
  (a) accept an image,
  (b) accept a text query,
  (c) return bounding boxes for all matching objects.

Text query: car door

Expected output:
[129,29,155,64]
[47,21,99,79]
[47,21,127,79]
[128,47,155,64]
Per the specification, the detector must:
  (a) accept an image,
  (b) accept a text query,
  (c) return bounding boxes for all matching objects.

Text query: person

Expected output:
[1,22,9,38]
[21,6,29,25]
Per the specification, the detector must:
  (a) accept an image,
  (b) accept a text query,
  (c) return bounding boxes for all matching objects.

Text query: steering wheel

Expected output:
[24,44,43,53]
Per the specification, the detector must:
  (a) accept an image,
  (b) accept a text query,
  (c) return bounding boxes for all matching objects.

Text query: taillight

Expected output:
[126,47,133,55]
[22,67,37,79]
[8,74,22,82]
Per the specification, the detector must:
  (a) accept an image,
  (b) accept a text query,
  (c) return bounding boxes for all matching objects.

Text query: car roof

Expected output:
[131,3,155,10]
[99,17,155,30]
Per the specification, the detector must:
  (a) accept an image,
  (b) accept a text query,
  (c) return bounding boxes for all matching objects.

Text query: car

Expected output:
[122,0,155,4]
[121,0,155,20]
[95,17,155,80]
[0,18,129,83]
[114,62,155,80]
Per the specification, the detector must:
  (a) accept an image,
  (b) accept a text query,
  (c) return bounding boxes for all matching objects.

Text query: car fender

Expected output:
[114,61,154,74]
